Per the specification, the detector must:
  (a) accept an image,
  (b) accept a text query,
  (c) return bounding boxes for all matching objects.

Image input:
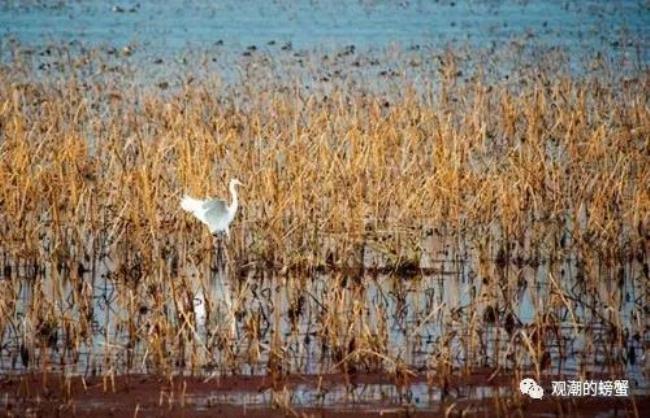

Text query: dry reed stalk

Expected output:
[0,47,646,397]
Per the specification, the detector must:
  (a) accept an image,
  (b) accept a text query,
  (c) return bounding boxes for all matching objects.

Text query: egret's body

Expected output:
[181,179,242,237]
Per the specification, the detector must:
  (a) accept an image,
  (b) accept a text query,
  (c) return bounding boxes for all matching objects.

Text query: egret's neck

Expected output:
[228,182,239,212]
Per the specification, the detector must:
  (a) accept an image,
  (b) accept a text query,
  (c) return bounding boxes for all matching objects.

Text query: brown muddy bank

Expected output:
[1,372,648,418]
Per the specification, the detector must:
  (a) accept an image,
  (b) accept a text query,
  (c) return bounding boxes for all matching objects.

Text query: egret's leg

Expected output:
[223,232,230,266]
[224,230,236,339]
[212,232,235,339]
[212,232,230,268]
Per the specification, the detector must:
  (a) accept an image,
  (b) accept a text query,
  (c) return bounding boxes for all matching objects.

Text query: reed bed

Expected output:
[0,45,648,406]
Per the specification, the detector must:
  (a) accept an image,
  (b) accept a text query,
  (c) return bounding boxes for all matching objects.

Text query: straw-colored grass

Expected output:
[0,46,648,389]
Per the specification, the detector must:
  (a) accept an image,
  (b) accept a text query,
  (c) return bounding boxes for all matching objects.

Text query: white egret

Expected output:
[182,179,241,339]
[181,178,243,237]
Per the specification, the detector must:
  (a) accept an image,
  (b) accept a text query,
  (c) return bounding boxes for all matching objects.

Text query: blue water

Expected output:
[1,0,648,60]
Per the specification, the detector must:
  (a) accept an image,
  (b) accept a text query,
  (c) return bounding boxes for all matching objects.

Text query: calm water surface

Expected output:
[1,0,648,62]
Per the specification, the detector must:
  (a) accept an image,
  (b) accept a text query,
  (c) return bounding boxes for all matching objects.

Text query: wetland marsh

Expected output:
[0,1,649,416]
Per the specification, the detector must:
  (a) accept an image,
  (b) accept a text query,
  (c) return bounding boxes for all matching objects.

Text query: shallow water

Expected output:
[2,0,648,54]
[2,230,648,402]
[1,0,649,82]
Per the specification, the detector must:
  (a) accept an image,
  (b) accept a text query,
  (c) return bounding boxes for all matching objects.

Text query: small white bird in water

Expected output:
[181,178,243,237]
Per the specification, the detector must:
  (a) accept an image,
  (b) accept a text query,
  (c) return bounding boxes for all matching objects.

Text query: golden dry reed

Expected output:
[0,48,648,381]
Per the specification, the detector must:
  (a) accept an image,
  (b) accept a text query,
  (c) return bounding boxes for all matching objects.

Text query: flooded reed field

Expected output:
[1,0,650,417]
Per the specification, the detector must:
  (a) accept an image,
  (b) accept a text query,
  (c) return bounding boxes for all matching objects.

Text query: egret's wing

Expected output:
[202,199,229,231]
[180,196,205,214]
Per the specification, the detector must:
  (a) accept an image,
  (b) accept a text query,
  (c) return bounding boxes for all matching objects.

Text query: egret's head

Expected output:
[230,178,243,187]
